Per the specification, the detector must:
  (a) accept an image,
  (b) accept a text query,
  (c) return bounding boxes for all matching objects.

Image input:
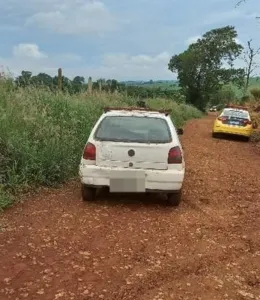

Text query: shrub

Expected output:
[250,88,260,100]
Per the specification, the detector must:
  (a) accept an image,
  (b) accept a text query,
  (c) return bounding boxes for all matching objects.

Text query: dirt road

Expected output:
[1,115,260,300]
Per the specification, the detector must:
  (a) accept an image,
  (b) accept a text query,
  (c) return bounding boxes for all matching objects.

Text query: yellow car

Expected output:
[212,105,255,141]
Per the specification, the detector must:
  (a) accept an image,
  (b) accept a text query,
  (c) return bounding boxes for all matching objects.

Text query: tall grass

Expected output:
[0,81,202,209]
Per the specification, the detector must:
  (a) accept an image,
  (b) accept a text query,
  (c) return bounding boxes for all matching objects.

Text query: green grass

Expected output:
[136,82,179,90]
[134,77,260,97]
[0,81,202,209]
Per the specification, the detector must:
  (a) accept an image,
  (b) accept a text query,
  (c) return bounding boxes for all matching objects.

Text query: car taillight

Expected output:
[243,119,252,126]
[217,116,227,122]
[83,142,96,160]
[168,146,182,164]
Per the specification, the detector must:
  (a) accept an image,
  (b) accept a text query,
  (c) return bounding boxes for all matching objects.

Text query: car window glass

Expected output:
[221,109,249,119]
[94,116,172,143]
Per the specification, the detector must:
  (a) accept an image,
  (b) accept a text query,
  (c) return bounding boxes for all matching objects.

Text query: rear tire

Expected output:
[212,132,218,138]
[244,136,250,142]
[167,190,182,207]
[81,184,96,201]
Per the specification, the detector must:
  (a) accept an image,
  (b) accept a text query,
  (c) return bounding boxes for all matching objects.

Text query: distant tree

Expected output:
[31,73,53,87]
[210,85,236,106]
[168,26,245,110]
[110,79,118,92]
[73,76,84,85]
[53,75,71,92]
[243,39,260,94]
[16,70,32,87]
[72,76,85,93]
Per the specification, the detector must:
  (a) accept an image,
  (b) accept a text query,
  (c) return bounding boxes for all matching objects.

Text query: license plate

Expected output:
[109,170,145,192]
[229,121,240,125]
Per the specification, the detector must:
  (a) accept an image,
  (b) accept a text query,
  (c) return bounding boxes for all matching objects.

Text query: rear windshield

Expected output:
[94,116,172,143]
[221,109,249,119]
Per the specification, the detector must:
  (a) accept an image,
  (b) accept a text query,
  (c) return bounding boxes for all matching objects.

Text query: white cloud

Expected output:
[186,35,201,45]
[0,44,173,80]
[1,43,84,77]
[98,52,172,79]
[25,1,120,35]
[103,52,171,67]
[13,43,47,59]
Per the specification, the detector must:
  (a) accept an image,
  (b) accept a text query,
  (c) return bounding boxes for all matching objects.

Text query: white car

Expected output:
[79,107,185,206]
[209,106,217,112]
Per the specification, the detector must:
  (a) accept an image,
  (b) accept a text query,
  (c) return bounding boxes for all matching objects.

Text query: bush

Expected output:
[250,88,260,100]
[0,81,202,209]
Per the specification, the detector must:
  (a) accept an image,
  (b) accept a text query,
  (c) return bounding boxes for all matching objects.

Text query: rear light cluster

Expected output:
[83,143,182,164]
[83,142,96,160]
[217,116,228,122]
[242,119,252,126]
[168,146,182,164]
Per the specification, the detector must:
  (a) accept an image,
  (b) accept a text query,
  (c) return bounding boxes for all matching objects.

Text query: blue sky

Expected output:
[0,0,259,80]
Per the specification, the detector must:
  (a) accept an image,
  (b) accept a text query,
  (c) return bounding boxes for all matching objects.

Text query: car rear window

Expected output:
[94,116,172,143]
[221,109,249,119]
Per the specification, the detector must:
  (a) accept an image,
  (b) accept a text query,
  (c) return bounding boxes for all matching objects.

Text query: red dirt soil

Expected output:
[0,115,260,300]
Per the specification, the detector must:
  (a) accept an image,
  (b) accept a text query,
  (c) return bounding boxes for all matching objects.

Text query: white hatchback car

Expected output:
[79,107,185,206]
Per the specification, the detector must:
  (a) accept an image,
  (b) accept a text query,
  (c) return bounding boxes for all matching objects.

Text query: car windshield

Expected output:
[94,115,172,143]
[221,109,249,119]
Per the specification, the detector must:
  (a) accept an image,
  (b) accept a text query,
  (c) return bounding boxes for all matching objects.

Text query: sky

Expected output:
[0,0,260,81]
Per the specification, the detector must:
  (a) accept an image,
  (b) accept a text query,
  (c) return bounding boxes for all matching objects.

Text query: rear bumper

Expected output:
[79,164,184,192]
[213,125,252,137]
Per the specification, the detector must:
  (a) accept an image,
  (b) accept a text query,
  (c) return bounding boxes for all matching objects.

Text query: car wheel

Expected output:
[167,190,182,207]
[81,184,96,201]
[212,132,218,138]
[244,136,250,142]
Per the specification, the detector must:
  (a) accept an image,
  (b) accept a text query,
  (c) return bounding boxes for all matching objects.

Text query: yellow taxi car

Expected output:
[212,104,255,141]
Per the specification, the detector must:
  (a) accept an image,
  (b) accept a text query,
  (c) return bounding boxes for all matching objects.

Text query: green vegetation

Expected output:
[168,26,245,111]
[13,71,182,101]
[0,80,202,209]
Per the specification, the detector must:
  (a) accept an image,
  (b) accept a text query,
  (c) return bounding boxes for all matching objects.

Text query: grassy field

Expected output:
[134,78,260,96]
[0,81,202,209]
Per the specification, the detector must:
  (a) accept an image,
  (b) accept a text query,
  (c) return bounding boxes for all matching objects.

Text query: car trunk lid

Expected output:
[96,142,169,170]
[221,117,249,127]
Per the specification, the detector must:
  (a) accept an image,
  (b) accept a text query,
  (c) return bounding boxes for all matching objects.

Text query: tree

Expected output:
[243,39,260,94]
[210,85,236,106]
[53,75,71,92]
[31,73,53,87]
[168,26,245,110]
[72,76,85,93]
[73,76,84,85]
[235,0,246,6]
[235,0,259,19]
[16,70,32,87]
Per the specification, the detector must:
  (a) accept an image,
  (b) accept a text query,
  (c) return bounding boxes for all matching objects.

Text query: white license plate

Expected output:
[109,170,145,192]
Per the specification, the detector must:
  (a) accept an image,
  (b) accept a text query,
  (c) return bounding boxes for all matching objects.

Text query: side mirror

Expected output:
[177,128,184,135]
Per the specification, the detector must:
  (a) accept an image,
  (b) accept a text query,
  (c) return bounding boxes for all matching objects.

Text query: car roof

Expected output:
[103,107,171,118]
[223,108,249,113]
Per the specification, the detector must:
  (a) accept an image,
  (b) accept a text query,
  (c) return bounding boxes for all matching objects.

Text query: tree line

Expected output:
[12,70,186,103]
